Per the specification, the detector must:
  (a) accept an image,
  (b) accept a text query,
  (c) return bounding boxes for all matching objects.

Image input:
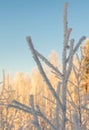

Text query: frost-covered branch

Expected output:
[65,39,74,80]
[55,82,62,130]
[8,98,56,130]
[66,36,86,62]
[73,112,81,130]
[62,3,73,129]
[7,2,87,130]
[30,95,42,130]
[35,50,63,78]
[26,36,63,109]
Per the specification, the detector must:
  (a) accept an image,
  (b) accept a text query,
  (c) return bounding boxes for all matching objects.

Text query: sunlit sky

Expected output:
[0,0,89,76]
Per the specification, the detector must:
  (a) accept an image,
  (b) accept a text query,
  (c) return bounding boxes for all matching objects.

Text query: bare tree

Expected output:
[8,3,86,130]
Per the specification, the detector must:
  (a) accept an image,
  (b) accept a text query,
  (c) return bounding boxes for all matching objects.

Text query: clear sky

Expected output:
[0,0,89,76]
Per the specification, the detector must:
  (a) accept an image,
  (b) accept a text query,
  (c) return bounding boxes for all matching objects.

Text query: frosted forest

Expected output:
[0,3,89,130]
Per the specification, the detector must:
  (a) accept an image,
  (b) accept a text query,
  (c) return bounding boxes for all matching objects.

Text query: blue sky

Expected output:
[0,0,89,76]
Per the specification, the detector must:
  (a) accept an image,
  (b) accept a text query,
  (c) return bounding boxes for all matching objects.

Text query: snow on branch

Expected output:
[35,50,63,78]
[8,97,56,130]
[26,36,63,109]
[7,2,87,130]
[30,95,42,130]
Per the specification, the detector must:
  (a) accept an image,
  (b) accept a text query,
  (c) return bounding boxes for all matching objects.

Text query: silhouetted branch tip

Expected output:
[26,36,32,43]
